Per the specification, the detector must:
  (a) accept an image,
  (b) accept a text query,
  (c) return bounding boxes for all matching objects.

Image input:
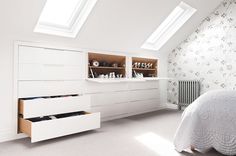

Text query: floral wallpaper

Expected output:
[168,0,236,104]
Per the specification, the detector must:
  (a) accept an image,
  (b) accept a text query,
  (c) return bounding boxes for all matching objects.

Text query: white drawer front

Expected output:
[19,46,84,66]
[84,82,128,94]
[90,91,128,106]
[91,99,161,120]
[90,89,160,107]
[19,112,101,143]
[19,64,83,80]
[84,81,159,94]
[20,95,91,118]
[128,89,160,101]
[18,46,85,81]
[127,81,159,90]
[32,113,100,143]
[19,46,44,64]
[18,81,84,98]
[127,99,161,113]
[91,104,127,119]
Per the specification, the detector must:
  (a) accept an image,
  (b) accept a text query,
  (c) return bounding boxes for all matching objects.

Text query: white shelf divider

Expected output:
[86,77,172,83]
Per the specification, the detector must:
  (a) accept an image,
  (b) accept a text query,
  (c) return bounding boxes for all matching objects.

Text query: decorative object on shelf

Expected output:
[89,67,95,78]
[133,70,143,78]
[111,62,119,68]
[100,61,109,67]
[133,70,137,77]
[98,74,105,78]
[137,73,144,78]
[116,74,123,78]
[133,62,138,68]
[146,63,153,69]
[141,63,146,68]
[94,72,98,78]
[137,62,141,68]
[135,73,144,78]
[133,62,154,69]
[92,60,99,67]
[96,72,123,79]
[109,72,116,78]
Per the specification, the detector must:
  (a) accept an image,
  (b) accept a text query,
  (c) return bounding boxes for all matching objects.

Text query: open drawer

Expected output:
[19,95,91,118]
[19,111,100,143]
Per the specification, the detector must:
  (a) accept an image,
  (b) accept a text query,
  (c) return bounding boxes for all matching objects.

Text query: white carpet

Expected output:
[0,109,223,156]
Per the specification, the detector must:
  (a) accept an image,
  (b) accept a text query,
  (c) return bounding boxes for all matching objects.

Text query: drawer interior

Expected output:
[19,111,91,136]
[28,111,90,122]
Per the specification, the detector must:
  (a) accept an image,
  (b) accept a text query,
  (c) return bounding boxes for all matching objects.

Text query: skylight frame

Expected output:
[38,0,87,29]
[34,0,98,38]
[141,2,197,51]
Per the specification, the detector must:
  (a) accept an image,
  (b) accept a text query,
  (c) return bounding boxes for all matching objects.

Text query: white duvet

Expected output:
[174,90,236,155]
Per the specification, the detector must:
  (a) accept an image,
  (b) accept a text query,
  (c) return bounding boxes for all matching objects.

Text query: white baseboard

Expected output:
[166,103,178,110]
[102,105,166,122]
[0,129,26,143]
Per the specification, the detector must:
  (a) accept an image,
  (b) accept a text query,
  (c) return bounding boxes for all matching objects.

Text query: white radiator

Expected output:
[178,80,200,109]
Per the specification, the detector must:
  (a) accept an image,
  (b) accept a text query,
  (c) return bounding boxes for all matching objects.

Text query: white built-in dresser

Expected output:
[17,45,101,143]
[15,42,166,143]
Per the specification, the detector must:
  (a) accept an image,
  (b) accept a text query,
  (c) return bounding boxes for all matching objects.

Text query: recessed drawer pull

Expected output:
[43,64,65,67]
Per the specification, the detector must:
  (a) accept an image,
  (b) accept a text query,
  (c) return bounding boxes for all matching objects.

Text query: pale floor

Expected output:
[0,109,223,156]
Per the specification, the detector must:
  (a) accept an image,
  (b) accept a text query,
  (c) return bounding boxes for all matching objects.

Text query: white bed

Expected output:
[174,90,236,155]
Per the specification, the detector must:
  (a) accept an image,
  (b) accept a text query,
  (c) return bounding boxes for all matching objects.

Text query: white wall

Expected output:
[0,0,221,142]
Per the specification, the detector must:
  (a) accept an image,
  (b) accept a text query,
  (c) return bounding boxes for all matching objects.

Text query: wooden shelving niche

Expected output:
[132,57,158,78]
[88,52,126,79]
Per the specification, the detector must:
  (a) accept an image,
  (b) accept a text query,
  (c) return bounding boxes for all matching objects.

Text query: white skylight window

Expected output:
[34,0,98,38]
[141,2,196,51]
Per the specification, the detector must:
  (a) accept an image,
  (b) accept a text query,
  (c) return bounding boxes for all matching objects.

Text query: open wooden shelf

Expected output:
[132,57,158,78]
[87,53,159,80]
[88,52,126,78]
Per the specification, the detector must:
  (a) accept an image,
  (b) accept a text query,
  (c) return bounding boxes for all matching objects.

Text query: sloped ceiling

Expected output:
[0,0,222,55]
